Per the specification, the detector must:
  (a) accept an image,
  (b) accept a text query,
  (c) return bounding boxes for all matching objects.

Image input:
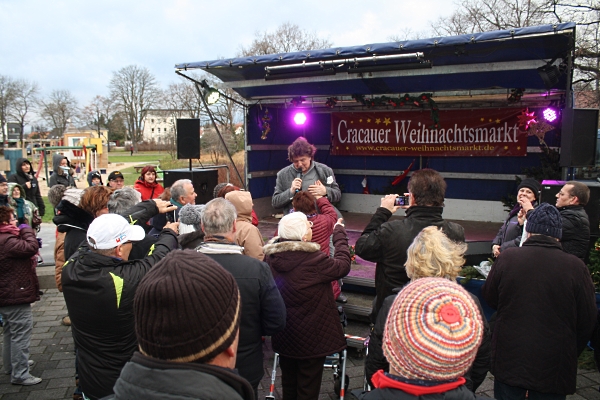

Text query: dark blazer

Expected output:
[355,206,465,318]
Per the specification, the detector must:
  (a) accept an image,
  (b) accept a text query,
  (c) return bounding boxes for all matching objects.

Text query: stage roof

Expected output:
[175,23,576,101]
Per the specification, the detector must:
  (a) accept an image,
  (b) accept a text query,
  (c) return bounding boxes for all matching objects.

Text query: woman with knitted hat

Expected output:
[492,177,542,257]
[364,226,491,393]
[357,278,484,400]
[264,211,351,399]
[134,166,164,201]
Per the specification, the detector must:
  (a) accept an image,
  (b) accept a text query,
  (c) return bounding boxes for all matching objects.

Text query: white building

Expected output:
[142,112,203,143]
[142,114,176,143]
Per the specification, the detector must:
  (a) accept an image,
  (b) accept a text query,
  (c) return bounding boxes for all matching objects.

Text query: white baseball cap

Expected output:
[87,214,145,250]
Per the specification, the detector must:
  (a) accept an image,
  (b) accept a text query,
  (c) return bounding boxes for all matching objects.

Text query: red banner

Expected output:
[330,108,528,157]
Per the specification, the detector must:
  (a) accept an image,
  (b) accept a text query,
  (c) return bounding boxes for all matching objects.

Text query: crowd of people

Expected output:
[0,141,597,400]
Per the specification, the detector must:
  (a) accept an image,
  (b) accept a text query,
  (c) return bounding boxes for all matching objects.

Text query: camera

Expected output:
[394,195,410,206]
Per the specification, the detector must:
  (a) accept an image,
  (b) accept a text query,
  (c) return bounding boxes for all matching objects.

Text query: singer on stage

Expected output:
[272,137,341,215]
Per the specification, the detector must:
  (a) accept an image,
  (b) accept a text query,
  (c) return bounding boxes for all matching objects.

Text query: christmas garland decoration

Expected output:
[352,93,440,128]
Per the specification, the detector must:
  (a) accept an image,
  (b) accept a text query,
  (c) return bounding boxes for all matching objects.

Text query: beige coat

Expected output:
[226,191,265,261]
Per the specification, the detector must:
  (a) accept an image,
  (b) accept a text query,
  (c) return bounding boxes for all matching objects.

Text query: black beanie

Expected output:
[0,174,6,184]
[134,250,240,363]
[526,203,562,239]
[518,178,542,201]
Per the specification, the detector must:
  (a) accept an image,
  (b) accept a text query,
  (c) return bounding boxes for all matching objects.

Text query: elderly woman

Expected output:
[0,206,41,385]
[292,190,342,299]
[364,226,491,392]
[134,166,164,201]
[264,211,351,399]
[272,137,341,215]
[8,183,39,230]
[8,157,45,216]
[492,178,541,257]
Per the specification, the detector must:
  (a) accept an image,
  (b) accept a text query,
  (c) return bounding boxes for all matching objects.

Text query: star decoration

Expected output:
[480,118,485,122]
[517,109,537,130]
[367,118,371,123]
[504,146,509,150]
[489,119,492,122]
[359,119,363,123]
[528,121,554,143]
[517,146,521,150]
[383,118,391,126]
[496,119,501,124]
[375,118,381,124]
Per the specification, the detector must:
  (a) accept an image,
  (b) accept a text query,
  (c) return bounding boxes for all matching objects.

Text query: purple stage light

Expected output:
[294,112,307,125]
[543,108,557,122]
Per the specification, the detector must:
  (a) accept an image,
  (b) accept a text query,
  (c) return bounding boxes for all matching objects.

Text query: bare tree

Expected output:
[238,22,333,56]
[8,79,39,145]
[38,89,79,137]
[431,0,600,107]
[81,95,114,139]
[0,75,16,144]
[163,75,203,119]
[109,65,161,149]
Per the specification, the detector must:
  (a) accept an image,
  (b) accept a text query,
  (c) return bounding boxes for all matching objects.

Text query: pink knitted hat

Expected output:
[383,277,483,381]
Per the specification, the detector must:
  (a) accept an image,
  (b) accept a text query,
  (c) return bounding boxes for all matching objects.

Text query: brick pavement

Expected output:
[2,289,600,399]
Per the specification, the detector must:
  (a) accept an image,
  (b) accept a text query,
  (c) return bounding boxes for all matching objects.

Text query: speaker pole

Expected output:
[189,158,192,171]
[194,82,246,190]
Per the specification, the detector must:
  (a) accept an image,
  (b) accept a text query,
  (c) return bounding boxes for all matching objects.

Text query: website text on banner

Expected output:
[330,108,527,157]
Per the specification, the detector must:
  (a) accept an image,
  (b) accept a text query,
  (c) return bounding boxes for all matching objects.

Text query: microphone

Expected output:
[295,169,302,193]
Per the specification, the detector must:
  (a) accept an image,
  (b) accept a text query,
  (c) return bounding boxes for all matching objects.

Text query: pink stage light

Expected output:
[293,112,307,125]
[543,108,557,122]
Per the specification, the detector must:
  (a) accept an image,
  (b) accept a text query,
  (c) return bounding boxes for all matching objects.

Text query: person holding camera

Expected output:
[355,168,465,320]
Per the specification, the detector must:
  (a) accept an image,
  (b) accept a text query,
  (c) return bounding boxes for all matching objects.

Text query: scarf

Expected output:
[0,223,20,236]
[13,197,25,220]
[197,236,244,254]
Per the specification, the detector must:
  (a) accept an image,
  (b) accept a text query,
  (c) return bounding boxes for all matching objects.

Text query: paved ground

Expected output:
[0,289,599,399]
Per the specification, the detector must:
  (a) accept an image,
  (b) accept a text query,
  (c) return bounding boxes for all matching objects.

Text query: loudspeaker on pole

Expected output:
[176,119,201,160]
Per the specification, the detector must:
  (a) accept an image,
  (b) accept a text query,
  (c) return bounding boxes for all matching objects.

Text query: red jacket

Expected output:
[308,197,338,255]
[134,180,164,201]
[0,224,40,306]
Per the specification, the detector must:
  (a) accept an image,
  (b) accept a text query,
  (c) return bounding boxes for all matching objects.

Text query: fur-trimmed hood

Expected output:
[263,237,320,256]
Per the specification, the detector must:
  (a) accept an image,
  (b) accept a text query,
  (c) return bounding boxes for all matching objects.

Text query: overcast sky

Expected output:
[1,0,456,111]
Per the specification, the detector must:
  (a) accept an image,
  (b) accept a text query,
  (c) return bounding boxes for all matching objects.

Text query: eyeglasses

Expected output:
[307,221,313,227]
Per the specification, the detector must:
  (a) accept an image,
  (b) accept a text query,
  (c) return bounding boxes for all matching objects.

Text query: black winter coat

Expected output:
[264,225,351,359]
[109,352,255,400]
[481,235,597,395]
[198,241,286,388]
[365,290,491,392]
[0,225,40,307]
[61,229,178,400]
[558,205,590,260]
[53,200,95,260]
[48,154,76,188]
[8,158,45,216]
[355,206,465,318]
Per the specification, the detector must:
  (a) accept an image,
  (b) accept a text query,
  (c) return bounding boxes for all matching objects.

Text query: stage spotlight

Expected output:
[543,108,558,122]
[293,112,307,125]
